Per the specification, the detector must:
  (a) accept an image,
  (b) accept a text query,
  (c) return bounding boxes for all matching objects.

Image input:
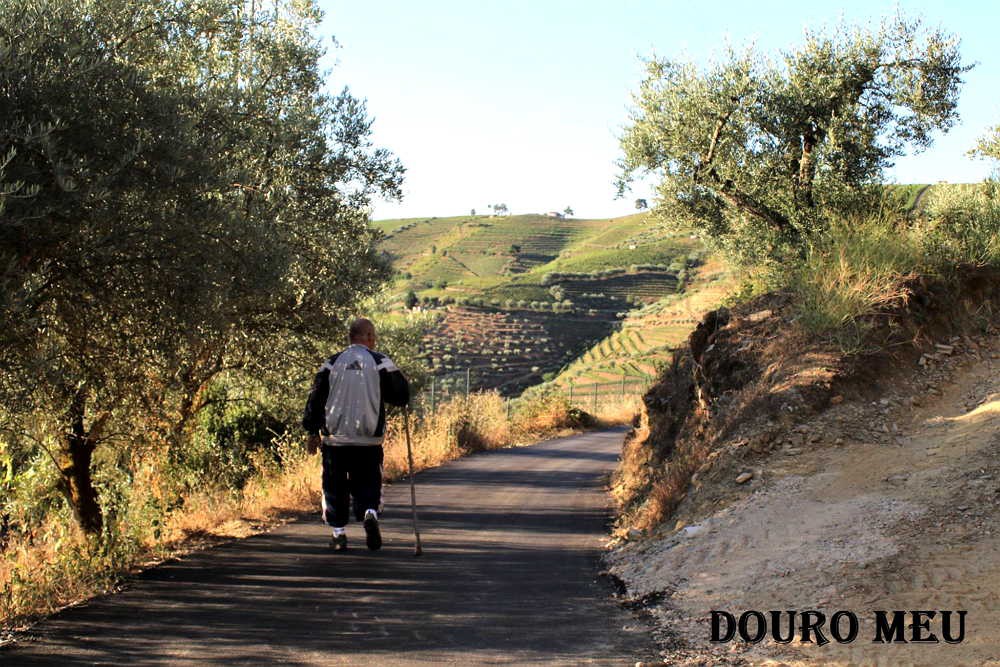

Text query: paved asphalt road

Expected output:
[3,428,660,666]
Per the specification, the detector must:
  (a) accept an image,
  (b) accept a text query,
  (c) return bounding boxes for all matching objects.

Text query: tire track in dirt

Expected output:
[908,184,933,215]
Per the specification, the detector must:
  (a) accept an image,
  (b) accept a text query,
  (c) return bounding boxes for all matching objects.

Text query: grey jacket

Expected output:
[302,344,409,445]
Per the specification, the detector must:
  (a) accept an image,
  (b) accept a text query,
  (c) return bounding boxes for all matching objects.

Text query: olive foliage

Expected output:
[618,16,969,261]
[973,125,1000,169]
[0,0,403,533]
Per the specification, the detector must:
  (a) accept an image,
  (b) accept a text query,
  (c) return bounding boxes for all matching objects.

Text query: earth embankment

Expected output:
[607,270,1000,665]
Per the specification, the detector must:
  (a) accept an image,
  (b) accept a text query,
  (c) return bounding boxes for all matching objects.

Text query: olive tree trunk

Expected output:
[58,391,106,535]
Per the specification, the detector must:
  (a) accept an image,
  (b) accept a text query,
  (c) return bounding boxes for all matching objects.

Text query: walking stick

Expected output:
[403,406,423,556]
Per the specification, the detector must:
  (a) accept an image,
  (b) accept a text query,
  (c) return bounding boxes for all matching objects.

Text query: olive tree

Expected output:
[618,16,969,261]
[0,0,402,534]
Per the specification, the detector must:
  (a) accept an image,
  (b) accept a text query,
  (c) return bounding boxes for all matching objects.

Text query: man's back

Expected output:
[302,343,409,446]
[323,344,386,444]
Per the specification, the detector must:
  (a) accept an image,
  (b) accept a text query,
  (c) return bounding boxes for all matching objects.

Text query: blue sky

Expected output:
[317,1,999,220]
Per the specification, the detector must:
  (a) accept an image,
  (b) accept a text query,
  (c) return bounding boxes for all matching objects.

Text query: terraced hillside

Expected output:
[374,212,712,396]
[377,214,615,285]
[554,271,679,310]
[420,307,615,396]
[547,256,736,388]
[377,185,959,398]
[379,214,698,302]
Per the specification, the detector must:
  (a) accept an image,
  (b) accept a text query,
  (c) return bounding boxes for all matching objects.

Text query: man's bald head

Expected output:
[348,317,376,348]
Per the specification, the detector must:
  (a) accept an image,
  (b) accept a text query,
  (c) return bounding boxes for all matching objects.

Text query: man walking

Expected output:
[303,318,410,551]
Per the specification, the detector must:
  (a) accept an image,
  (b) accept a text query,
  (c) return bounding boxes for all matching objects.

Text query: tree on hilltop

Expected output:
[618,15,969,262]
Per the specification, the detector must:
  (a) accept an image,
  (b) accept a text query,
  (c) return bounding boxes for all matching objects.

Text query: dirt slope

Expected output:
[606,308,1000,665]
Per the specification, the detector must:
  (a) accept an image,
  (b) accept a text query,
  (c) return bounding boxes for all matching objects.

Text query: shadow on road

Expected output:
[4,428,657,666]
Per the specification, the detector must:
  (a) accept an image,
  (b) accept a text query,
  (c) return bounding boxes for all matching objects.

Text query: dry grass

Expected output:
[790,204,1000,351]
[0,523,118,627]
[1,440,323,630]
[383,392,511,478]
[162,448,320,544]
[612,400,715,534]
[610,412,652,509]
[2,388,612,631]
[592,396,643,427]
[792,216,926,351]
[629,426,714,532]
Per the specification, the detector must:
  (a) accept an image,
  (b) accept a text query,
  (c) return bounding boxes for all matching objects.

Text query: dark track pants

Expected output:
[321,445,384,528]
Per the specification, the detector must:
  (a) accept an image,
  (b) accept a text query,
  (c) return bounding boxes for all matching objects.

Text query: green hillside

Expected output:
[375,183,955,397]
[379,212,697,304]
[372,211,718,396]
[547,256,736,388]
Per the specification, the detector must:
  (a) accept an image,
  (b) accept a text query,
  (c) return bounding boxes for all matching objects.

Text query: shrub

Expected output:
[923,182,1000,266]
[790,214,927,350]
[179,384,286,492]
[512,388,595,432]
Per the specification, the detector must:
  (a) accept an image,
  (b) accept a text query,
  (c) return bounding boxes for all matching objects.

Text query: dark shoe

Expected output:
[363,510,382,551]
[330,533,347,552]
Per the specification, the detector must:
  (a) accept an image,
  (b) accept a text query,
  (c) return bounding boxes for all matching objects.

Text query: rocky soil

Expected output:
[606,286,1000,666]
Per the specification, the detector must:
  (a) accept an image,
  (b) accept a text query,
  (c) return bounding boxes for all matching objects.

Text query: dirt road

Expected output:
[3,428,658,666]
